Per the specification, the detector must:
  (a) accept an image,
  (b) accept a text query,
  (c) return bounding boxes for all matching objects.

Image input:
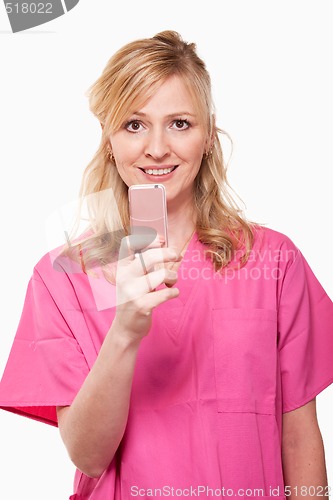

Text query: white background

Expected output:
[0,0,332,498]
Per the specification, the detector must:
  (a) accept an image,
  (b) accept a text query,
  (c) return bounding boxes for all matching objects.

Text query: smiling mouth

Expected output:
[139,166,178,176]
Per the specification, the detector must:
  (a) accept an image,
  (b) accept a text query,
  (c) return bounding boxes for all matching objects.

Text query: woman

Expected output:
[0,31,332,499]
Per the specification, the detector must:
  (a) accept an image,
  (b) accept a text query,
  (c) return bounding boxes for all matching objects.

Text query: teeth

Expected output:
[144,167,174,175]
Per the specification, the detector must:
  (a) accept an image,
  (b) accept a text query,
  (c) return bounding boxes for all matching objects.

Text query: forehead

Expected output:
[132,75,200,117]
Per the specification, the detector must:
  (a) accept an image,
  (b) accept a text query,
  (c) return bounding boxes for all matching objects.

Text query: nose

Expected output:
[144,128,171,160]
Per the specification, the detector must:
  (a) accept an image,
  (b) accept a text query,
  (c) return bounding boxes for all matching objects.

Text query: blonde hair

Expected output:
[67,30,255,274]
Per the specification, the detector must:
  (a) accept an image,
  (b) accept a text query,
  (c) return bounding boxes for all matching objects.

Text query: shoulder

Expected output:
[252,226,331,301]
[251,224,300,262]
[252,224,297,249]
[236,224,303,276]
[32,244,84,286]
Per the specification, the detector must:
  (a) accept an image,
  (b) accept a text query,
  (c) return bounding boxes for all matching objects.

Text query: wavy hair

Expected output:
[65,30,255,276]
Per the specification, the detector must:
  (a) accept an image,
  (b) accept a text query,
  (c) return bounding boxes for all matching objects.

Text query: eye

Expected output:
[171,119,190,130]
[125,120,144,133]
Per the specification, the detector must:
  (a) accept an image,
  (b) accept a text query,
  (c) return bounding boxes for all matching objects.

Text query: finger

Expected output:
[118,246,179,280]
[118,235,135,261]
[116,266,178,307]
[164,270,178,288]
[134,251,148,275]
[141,267,178,292]
[118,233,165,263]
[120,286,180,315]
[138,286,180,312]
[133,247,180,274]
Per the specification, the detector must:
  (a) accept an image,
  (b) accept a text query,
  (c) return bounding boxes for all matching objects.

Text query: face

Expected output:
[109,75,209,208]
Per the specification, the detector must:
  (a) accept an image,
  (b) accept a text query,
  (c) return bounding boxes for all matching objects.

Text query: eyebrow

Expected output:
[131,111,197,119]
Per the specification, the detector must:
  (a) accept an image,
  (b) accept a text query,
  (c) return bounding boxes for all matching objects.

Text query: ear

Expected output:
[205,136,214,153]
[205,114,216,152]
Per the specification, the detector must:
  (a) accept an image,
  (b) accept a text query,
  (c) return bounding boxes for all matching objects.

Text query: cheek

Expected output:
[116,142,143,165]
[179,134,205,157]
[184,143,205,167]
[110,132,139,154]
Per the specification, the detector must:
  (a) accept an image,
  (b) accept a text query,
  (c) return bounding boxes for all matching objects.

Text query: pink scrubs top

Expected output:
[0,226,332,499]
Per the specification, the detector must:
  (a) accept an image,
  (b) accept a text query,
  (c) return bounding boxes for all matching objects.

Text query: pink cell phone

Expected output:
[128,184,168,249]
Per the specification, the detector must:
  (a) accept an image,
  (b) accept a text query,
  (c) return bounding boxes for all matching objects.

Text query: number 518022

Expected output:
[5,3,53,14]
[285,486,331,497]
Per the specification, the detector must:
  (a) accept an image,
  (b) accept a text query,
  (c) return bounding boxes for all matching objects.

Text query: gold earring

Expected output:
[204,149,213,159]
[107,149,115,162]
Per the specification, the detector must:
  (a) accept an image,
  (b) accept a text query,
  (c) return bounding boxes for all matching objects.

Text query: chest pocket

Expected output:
[212,308,277,415]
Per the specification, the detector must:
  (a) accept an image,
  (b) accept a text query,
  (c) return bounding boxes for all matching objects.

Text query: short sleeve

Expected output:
[0,265,90,426]
[278,249,333,413]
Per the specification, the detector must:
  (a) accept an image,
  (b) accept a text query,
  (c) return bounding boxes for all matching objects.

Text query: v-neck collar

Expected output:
[151,232,208,342]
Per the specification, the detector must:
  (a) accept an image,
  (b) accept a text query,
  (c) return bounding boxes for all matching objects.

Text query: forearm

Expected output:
[57,244,179,478]
[282,426,328,500]
[57,324,141,478]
